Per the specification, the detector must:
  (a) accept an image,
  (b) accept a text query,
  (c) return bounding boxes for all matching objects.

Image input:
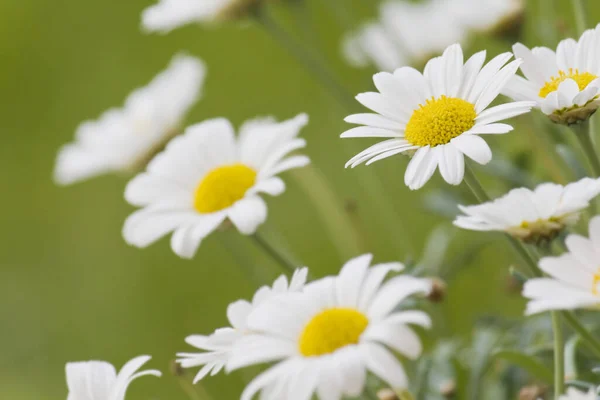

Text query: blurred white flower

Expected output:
[523,216,600,315]
[123,114,310,259]
[342,0,468,71]
[503,24,600,124]
[452,0,524,35]
[454,178,600,243]
[142,0,261,33]
[177,267,308,383]
[227,254,433,400]
[558,388,597,400]
[65,355,161,400]
[54,54,205,185]
[342,43,534,190]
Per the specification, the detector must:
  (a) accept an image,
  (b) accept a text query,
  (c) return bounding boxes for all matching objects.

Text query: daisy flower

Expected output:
[227,254,433,400]
[123,114,310,259]
[142,0,261,33]
[453,0,524,36]
[523,216,600,315]
[454,177,600,244]
[342,43,535,190]
[559,388,597,400]
[65,355,161,400]
[177,267,307,383]
[503,24,600,125]
[54,54,205,185]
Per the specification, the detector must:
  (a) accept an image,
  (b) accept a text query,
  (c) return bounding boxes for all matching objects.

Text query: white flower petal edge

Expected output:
[224,254,432,400]
[558,388,597,400]
[342,43,535,190]
[454,177,600,242]
[502,23,600,124]
[66,355,161,400]
[523,216,600,315]
[176,268,308,384]
[54,54,205,185]
[122,114,310,259]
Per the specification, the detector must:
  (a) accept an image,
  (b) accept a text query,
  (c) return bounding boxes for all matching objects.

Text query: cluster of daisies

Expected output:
[57,0,600,399]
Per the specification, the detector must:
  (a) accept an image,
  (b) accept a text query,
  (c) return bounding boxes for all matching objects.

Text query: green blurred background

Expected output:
[2,0,600,399]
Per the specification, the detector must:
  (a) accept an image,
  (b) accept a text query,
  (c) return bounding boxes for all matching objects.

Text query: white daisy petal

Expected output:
[451,135,492,165]
[227,197,267,235]
[438,144,465,185]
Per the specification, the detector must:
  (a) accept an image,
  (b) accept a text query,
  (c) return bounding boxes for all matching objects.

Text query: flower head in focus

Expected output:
[342,43,535,190]
[558,388,598,400]
[503,24,600,125]
[142,0,263,33]
[123,114,310,258]
[65,355,161,400]
[454,178,600,244]
[523,216,600,315]
[177,268,308,383]
[54,54,205,185]
[226,254,433,399]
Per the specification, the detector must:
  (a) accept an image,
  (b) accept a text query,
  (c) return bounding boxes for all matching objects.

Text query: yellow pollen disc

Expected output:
[593,271,600,296]
[539,68,598,98]
[193,163,257,214]
[404,96,476,147]
[298,308,369,357]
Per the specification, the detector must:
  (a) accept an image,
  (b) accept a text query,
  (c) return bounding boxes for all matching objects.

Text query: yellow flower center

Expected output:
[593,271,600,296]
[538,68,598,98]
[193,163,256,214]
[298,308,369,357]
[404,96,476,147]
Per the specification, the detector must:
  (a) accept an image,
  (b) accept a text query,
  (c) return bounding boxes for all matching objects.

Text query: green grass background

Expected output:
[1,0,600,399]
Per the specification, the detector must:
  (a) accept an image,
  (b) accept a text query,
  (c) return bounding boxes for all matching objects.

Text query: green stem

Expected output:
[291,166,366,259]
[571,0,587,35]
[561,311,600,359]
[251,5,356,112]
[551,312,565,398]
[251,232,298,275]
[572,122,600,178]
[462,165,542,277]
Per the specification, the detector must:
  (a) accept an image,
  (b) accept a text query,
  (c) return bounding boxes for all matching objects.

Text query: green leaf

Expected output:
[491,350,554,384]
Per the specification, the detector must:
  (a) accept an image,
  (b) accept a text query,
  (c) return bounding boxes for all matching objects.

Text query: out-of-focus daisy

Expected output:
[523,216,600,315]
[503,24,600,124]
[177,268,307,383]
[342,43,535,190]
[123,114,310,259]
[227,254,433,399]
[342,23,408,72]
[453,0,524,37]
[54,54,205,185]
[558,388,597,400]
[454,178,600,243]
[65,355,161,400]
[142,0,262,33]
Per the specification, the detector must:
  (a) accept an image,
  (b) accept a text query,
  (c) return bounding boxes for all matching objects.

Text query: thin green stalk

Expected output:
[251,232,298,275]
[291,166,366,259]
[561,311,600,359]
[462,165,542,277]
[571,0,587,35]
[571,122,600,177]
[251,6,357,112]
[551,312,565,398]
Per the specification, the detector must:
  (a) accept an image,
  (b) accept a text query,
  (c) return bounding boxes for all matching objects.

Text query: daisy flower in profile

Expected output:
[558,388,597,400]
[342,43,535,190]
[454,178,600,244]
[54,54,205,185]
[123,114,310,258]
[503,24,600,125]
[65,355,161,400]
[227,254,433,400]
[453,0,524,36]
[177,268,307,383]
[142,0,262,33]
[523,216,600,315]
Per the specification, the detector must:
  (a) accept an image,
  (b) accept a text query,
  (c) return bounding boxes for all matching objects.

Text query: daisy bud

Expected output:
[439,379,457,398]
[518,384,547,400]
[427,277,447,303]
[377,388,399,400]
